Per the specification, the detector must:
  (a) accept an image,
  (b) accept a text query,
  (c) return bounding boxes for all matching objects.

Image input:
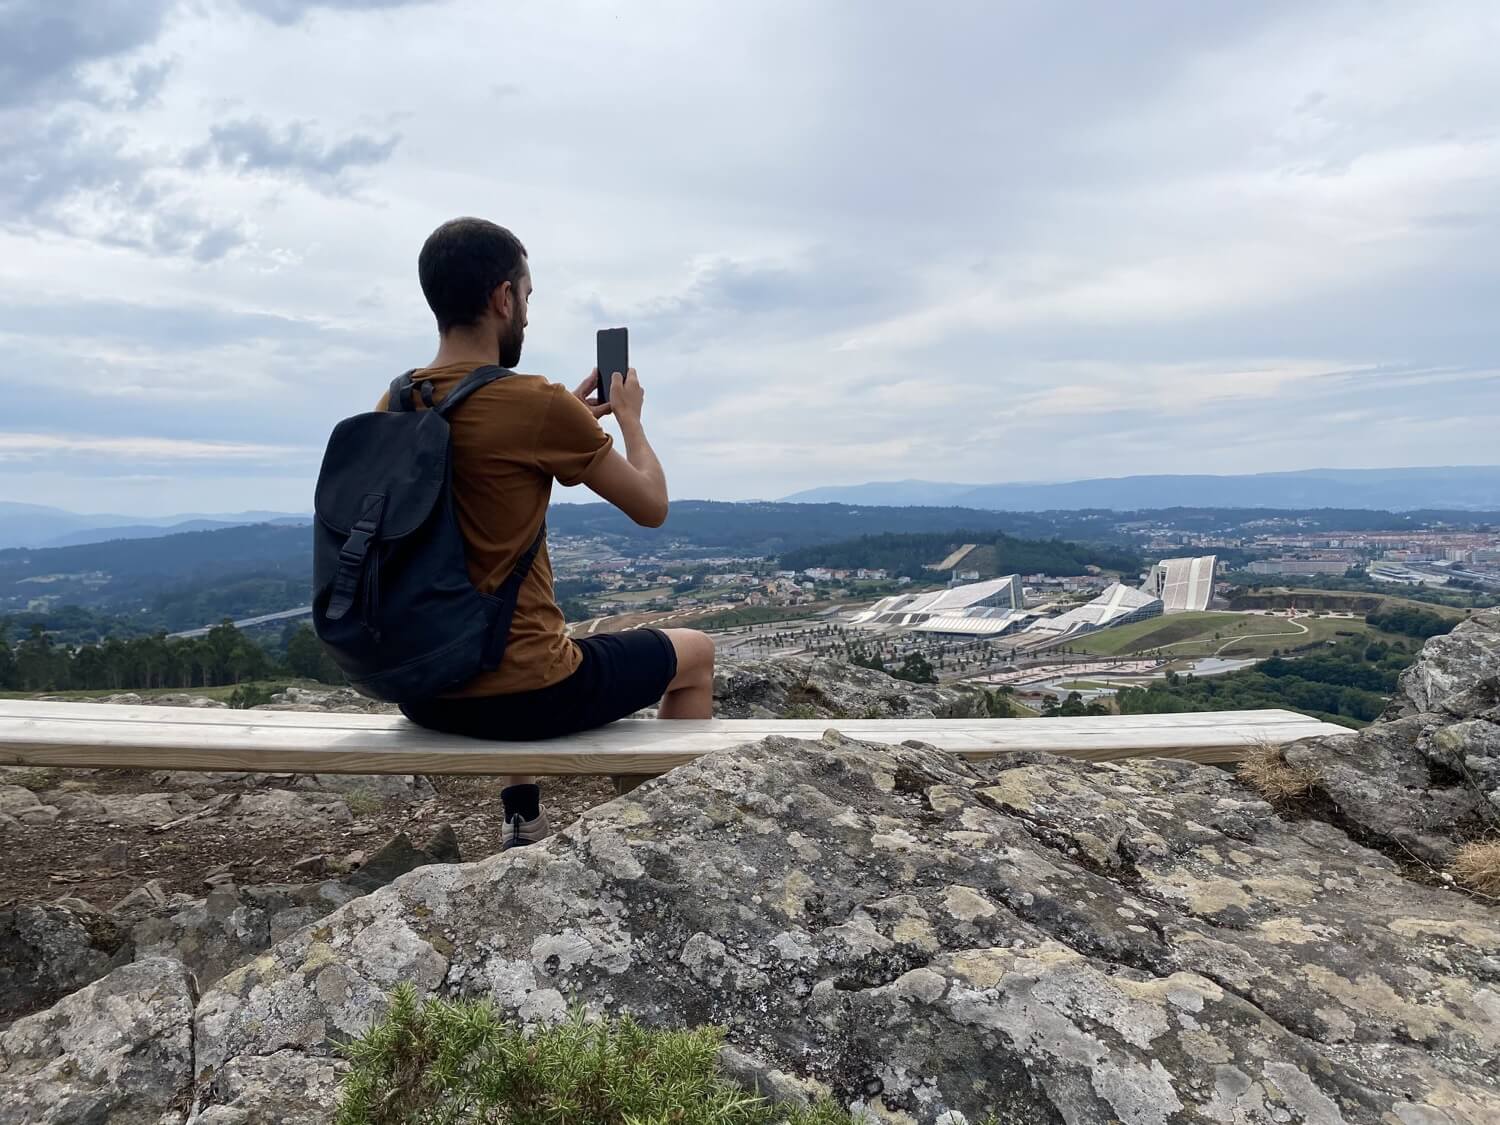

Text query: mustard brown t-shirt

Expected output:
[376,363,612,696]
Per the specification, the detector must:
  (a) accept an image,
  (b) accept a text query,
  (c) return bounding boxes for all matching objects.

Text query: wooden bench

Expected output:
[0,702,1346,783]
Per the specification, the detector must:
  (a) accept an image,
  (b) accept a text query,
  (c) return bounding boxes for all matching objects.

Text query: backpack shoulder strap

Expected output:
[481,520,549,668]
[435,365,515,417]
[386,370,418,412]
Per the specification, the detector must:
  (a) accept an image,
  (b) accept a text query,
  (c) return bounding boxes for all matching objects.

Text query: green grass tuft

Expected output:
[343,788,386,816]
[337,985,891,1125]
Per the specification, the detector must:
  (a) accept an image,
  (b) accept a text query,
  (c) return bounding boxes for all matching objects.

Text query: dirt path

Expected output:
[1212,616,1308,656]
[1147,615,1308,656]
[0,771,616,910]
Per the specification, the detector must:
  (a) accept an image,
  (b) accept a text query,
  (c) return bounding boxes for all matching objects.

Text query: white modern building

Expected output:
[1023,583,1164,641]
[848,574,1024,627]
[911,610,1031,638]
[1149,556,1217,613]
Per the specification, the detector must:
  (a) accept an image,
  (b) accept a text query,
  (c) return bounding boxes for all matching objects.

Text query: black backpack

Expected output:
[311,365,544,703]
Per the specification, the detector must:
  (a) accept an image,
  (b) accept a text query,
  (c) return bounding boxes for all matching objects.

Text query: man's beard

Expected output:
[498,309,525,368]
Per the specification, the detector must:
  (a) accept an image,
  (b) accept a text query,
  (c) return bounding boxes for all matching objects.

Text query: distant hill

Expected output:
[41,516,311,549]
[782,466,1500,512]
[0,501,1081,622]
[0,502,310,549]
[543,500,1068,551]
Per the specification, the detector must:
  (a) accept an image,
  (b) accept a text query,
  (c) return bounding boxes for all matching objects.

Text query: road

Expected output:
[167,605,313,640]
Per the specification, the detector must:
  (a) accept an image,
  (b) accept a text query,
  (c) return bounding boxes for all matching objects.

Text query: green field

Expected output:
[1068,611,1397,659]
[1228,587,1472,619]
[598,586,673,605]
[683,605,829,632]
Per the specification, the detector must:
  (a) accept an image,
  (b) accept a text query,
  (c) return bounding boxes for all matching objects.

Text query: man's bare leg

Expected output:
[615,628,715,794]
[657,627,715,719]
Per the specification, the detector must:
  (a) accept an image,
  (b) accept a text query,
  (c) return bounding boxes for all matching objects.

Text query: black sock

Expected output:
[501,783,541,822]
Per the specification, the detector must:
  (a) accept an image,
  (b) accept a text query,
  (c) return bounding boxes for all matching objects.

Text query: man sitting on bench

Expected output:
[384,217,715,849]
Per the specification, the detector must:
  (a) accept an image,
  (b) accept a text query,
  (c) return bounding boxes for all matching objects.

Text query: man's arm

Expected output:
[582,368,668,528]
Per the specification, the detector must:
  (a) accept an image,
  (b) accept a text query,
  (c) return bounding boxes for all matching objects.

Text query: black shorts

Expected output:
[399,628,679,741]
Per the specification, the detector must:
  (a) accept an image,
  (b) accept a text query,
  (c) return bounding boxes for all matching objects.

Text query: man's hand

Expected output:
[608,367,645,425]
[573,368,612,419]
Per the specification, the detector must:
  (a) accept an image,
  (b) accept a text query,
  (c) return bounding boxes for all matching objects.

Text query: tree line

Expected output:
[1364,606,1456,639]
[0,621,342,694]
[1112,637,1413,727]
[779,530,1140,580]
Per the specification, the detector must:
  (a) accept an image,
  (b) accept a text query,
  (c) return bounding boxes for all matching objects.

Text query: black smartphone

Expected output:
[596,327,628,404]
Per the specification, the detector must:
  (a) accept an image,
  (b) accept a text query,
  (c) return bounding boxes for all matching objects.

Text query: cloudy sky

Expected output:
[3,0,1497,516]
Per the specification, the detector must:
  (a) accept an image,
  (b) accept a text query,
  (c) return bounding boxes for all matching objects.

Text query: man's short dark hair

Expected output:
[418,218,528,333]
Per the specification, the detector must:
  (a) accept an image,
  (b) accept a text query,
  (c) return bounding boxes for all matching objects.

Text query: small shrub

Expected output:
[1238,741,1320,802]
[228,683,281,710]
[344,789,385,816]
[4,767,58,791]
[1451,840,1500,896]
[782,702,819,719]
[336,985,861,1124]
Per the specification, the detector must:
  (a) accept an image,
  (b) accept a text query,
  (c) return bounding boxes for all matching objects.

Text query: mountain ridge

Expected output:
[0,502,310,550]
[781,465,1500,511]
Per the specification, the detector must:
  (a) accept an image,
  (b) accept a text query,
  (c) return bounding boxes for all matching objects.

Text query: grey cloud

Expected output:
[120,59,173,109]
[190,117,399,182]
[236,0,441,26]
[0,0,175,106]
[587,253,901,345]
[0,114,245,259]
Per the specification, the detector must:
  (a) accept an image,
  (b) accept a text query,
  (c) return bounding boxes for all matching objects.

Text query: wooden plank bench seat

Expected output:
[0,700,1347,777]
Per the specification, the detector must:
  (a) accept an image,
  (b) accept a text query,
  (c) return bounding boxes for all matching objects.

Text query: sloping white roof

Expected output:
[848,575,1021,623]
[912,611,1029,636]
[1154,556,1217,613]
[1026,583,1162,637]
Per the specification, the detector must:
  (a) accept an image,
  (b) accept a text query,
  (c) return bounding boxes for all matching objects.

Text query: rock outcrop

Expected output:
[180,727,1499,1123]
[1287,608,1500,863]
[0,957,194,1123]
[7,628,1499,1123]
[715,655,987,719]
[0,903,131,1024]
[0,826,461,1033]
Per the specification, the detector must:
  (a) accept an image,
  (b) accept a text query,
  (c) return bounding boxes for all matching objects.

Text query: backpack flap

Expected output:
[315,410,449,536]
[313,409,450,622]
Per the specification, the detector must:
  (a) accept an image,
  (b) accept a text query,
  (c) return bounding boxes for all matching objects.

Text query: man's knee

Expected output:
[665,628,714,680]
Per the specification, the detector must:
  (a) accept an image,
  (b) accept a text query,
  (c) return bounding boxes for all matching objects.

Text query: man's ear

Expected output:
[490,279,513,320]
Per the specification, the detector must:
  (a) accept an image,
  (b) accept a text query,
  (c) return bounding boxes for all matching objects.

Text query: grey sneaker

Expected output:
[502,808,550,850]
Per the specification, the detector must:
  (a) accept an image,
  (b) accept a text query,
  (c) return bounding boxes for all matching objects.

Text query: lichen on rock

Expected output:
[181,727,1499,1122]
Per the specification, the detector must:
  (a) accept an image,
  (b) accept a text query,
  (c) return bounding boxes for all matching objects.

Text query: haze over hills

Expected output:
[782,466,1500,512]
[0,502,310,550]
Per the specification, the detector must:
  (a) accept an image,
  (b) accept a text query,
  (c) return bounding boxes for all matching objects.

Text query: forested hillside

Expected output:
[544,501,1105,550]
[0,621,341,695]
[1114,634,1431,727]
[779,530,1140,579]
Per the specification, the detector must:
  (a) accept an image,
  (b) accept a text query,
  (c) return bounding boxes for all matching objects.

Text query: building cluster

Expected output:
[1246,556,1354,576]
[849,574,1026,636]
[846,556,1217,646]
[1230,530,1500,587]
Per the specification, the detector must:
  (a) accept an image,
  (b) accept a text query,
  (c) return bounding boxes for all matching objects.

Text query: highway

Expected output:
[167,605,313,640]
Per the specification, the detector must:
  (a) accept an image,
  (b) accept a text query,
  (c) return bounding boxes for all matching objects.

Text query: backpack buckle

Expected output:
[324,494,387,622]
[339,528,373,567]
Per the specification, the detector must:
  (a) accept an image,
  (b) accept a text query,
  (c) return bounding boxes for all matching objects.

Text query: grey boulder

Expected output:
[0,957,194,1124]
[715,655,986,719]
[190,734,1500,1122]
[1288,608,1500,862]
